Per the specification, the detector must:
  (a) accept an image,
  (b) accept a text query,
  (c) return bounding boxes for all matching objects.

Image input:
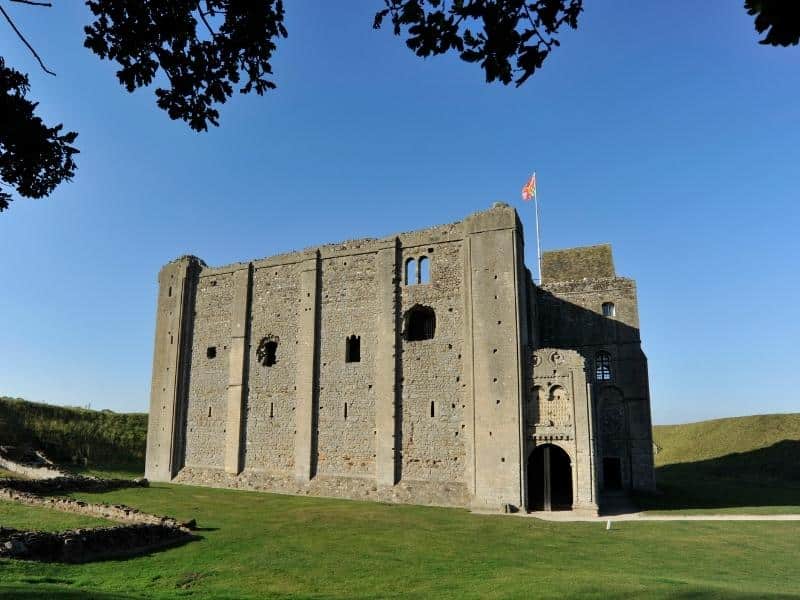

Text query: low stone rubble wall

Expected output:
[0,524,191,563]
[0,486,193,530]
[0,475,147,495]
[0,453,196,563]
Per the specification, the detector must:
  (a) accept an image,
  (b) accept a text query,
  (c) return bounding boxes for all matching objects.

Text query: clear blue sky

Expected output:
[1,2,798,424]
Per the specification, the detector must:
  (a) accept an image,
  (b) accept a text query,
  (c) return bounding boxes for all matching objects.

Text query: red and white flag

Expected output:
[521,173,537,201]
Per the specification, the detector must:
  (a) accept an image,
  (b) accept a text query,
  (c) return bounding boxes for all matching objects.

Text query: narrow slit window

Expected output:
[208,406,212,418]
[418,256,430,284]
[344,402,348,420]
[346,335,361,363]
[602,302,616,317]
[270,402,274,419]
[430,401,435,418]
[595,351,613,381]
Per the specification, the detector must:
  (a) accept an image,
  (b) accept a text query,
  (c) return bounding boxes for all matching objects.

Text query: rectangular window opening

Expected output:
[346,335,361,363]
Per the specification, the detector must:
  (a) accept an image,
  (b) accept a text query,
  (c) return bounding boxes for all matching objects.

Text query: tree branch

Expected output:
[9,0,53,7]
[0,3,56,75]
[522,4,553,51]
[196,2,216,38]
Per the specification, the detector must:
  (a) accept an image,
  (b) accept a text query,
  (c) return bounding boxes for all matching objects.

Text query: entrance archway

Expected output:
[527,444,573,511]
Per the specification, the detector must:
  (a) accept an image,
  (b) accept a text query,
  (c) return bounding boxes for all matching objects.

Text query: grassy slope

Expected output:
[646,413,800,514]
[0,397,146,471]
[654,413,800,468]
[0,484,798,599]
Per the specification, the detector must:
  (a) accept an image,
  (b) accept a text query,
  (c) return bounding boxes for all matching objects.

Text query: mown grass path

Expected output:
[1,483,799,599]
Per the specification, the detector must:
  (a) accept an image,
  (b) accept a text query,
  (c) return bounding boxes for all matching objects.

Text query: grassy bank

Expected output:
[0,397,146,472]
[645,413,800,513]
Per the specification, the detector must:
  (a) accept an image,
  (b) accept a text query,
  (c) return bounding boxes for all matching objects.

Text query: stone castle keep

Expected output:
[145,204,655,513]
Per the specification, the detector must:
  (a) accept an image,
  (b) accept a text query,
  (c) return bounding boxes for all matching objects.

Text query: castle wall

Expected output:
[398,240,466,484]
[315,251,378,478]
[527,348,598,512]
[462,208,527,509]
[146,204,655,511]
[145,257,199,481]
[242,261,300,474]
[537,267,655,492]
[182,270,233,470]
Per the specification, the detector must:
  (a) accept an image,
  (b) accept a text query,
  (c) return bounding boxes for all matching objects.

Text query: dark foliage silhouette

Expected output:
[374,0,582,86]
[0,57,78,212]
[83,0,287,132]
[745,0,800,47]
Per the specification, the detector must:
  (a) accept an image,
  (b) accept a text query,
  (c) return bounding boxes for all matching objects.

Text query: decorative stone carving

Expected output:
[531,384,572,428]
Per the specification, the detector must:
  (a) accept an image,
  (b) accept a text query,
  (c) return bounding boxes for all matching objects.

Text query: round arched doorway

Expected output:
[527,444,573,511]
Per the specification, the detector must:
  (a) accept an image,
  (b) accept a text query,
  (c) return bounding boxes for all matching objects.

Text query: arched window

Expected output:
[345,335,361,363]
[405,305,436,341]
[595,351,612,381]
[418,256,430,284]
[257,337,279,367]
[404,258,417,286]
[602,302,616,317]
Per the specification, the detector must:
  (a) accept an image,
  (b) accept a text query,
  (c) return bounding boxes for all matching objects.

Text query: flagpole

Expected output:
[533,172,542,285]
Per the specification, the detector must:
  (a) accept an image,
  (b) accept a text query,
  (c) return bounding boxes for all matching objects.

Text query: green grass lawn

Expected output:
[643,413,800,514]
[0,483,799,599]
[0,499,111,531]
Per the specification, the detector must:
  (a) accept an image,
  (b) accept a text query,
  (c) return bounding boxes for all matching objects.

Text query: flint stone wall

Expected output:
[0,524,190,563]
[147,204,656,510]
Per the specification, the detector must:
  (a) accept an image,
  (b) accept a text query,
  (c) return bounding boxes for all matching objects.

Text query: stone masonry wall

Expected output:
[399,241,466,483]
[537,270,655,492]
[148,204,655,509]
[315,252,378,478]
[243,262,300,474]
[183,272,234,469]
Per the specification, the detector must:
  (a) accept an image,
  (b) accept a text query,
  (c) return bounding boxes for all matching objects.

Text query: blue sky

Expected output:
[1,2,798,424]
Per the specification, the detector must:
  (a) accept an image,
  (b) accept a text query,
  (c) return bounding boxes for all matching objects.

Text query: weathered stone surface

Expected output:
[147,204,656,512]
[541,244,615,283]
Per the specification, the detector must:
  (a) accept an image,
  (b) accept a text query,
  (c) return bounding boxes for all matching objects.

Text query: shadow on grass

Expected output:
[637,440,800,511]
[0,586,140,599]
